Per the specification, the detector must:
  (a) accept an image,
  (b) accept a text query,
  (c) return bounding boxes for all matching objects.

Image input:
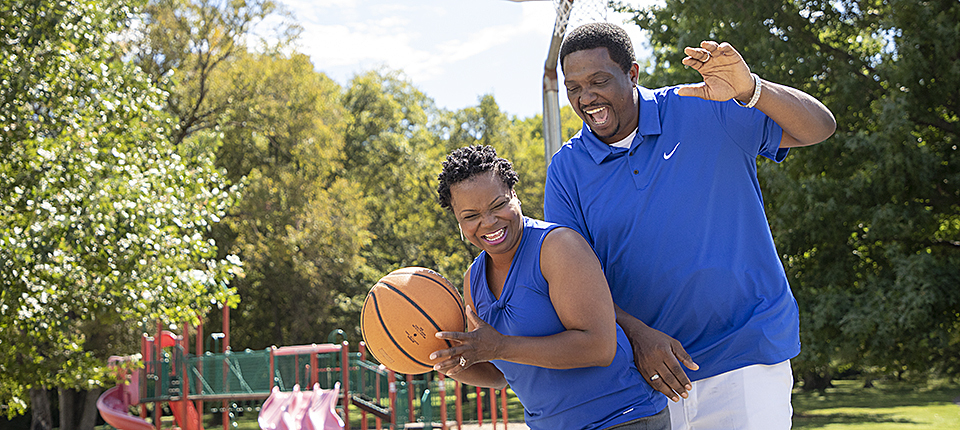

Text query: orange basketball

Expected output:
[360,267,466,374]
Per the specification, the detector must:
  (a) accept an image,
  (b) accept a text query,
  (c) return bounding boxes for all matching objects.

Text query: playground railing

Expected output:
[138,340,516,429]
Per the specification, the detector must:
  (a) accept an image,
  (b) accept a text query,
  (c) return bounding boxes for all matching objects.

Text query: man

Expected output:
[543,23,835,429]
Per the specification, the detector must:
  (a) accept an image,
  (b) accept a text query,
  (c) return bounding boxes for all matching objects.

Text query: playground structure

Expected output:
[98,316,516,430]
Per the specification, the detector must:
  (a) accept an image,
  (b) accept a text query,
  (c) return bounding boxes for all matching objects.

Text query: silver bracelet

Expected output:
[736,73,762,108]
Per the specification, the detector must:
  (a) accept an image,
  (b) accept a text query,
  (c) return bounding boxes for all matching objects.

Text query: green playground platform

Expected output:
[138,341,472,428]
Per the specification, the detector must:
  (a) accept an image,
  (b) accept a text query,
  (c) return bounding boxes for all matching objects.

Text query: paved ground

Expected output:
[452,423,529,430]
[401,421,529,430]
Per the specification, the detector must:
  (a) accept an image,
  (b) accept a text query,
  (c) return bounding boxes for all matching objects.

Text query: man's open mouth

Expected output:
[584,106,609,125]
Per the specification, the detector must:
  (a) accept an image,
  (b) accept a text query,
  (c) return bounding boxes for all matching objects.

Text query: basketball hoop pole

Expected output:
[534,0,575,167]
[542,28,564,168]
[509,0,596,167]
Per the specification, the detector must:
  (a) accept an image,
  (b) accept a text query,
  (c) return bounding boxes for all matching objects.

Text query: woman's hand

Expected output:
[431,306,504,376]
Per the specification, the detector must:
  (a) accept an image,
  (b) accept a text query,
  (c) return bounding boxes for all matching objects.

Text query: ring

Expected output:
[650,373,661,381]
[459,356,467,367]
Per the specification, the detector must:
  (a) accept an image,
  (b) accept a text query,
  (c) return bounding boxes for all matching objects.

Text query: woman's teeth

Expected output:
[484,228,506,242]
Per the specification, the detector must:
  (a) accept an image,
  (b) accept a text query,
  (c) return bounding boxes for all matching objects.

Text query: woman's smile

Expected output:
[482,227,507,245]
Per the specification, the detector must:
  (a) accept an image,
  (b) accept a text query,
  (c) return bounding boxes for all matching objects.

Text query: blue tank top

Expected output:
[470,217,666,430]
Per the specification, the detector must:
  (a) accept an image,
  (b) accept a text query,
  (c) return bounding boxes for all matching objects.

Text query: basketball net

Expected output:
[543,0,610,166]
[552,0,610,37]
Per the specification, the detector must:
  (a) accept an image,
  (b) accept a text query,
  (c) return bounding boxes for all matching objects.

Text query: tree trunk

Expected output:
[56,388,104,430]
[29,387,53,430]
[801,370,834,393]
[60,388,76,430]
[78,388,103,430]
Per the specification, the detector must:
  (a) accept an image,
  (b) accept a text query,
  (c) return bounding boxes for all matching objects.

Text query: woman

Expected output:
[431,145,668,430]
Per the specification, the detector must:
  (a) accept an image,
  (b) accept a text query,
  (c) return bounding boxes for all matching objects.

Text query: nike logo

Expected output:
[663,141,681,159]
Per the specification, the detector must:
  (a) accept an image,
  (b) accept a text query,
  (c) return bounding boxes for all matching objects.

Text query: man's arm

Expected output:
[677,41,836,148]
[615,304,698,403]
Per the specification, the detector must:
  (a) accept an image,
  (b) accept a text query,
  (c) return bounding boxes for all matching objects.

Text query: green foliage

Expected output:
[0,0,239,418]
[133,0,298,146]
[209,52,372,349]
[617,0,960,384]
[342,70,472,292]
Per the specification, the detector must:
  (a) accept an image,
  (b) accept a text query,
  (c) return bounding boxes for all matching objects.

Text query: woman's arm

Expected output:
[431,266,508,388]
[432,227,618,371]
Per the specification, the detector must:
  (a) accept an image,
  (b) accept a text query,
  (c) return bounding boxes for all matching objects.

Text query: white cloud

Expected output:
[282,0,659,116]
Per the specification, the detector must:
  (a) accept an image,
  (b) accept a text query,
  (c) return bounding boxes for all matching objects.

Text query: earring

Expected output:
[458,224,465,242]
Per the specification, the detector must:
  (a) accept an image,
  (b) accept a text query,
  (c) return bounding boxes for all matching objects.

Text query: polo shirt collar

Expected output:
[580,86,662,165]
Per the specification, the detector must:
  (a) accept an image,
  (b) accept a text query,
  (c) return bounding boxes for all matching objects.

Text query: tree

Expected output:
[0,0,240,427]
[341,71,473,286]
[132,0,372,350]
[206,51,373,349]
[617,0,960,388]
[133,0,298,146]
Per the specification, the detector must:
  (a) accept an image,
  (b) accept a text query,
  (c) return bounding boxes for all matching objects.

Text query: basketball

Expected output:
[360,267,466,374]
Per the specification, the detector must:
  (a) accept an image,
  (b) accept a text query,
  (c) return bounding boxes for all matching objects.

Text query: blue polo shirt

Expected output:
[544,85,800,381]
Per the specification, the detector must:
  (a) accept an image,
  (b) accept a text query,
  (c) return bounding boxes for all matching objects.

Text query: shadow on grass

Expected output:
[792,379,960,429]
[794,411,918,426]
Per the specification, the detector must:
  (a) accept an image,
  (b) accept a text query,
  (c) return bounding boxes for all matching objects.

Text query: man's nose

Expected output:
[579,88,598,106]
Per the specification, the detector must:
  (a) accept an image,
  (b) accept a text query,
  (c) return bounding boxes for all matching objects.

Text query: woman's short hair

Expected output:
[436,145,519,211]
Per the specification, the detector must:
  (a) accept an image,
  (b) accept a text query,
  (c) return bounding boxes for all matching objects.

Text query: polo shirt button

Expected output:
[633,170,639,174]
[629,150,635,156]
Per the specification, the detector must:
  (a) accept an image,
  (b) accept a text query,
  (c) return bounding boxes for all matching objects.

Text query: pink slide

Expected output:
[97,386,153,430]
[258,383,344,430]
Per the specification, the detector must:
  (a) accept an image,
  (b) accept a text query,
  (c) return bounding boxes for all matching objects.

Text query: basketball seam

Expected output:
[370,291,433,372]
[378,280,458,350]
[390,268,464,314]
[410,272,465,311]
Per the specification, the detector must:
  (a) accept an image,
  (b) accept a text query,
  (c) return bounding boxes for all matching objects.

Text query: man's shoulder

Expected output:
[644,84,717,107]
[552,135,589,168]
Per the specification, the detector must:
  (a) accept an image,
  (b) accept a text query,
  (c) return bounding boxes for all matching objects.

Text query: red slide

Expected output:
[97,386,154,430]
[169,399,205,430]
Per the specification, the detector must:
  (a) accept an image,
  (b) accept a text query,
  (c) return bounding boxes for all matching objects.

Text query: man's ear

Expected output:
[629,62,640,85]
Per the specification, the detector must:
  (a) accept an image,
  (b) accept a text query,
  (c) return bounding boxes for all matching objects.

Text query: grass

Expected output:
[792,378,960,429]
[100,378,959,430]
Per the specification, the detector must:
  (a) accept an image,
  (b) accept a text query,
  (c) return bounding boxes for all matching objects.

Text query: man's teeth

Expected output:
[484,228,505,241]
[585,106,607,125]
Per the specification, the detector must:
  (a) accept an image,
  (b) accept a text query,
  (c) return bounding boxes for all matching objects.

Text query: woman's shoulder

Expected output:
[523,216,564,233]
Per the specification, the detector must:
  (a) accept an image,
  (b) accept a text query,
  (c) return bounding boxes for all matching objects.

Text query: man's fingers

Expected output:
[683,47,710,64]
[679,354,700,372]
[646,371,682,402]
[672,343,700,372]
[680,56,701,69]
[676,82,708,99]
[664,360,692,394]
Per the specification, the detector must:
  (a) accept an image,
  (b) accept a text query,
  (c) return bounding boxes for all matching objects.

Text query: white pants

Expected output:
[667,360,794,430]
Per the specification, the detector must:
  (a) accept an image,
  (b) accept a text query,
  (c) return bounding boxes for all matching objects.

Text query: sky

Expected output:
[278,0,657,119]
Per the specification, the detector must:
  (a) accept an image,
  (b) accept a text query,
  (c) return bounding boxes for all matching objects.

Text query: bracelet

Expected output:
[736,73,762,108]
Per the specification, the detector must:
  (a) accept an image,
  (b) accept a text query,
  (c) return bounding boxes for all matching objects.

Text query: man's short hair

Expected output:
[559,22,636,75]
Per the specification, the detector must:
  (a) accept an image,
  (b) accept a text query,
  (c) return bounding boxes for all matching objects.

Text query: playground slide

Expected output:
[259,383,344,430]
[97,386,154,430]
[170,399,205,430]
